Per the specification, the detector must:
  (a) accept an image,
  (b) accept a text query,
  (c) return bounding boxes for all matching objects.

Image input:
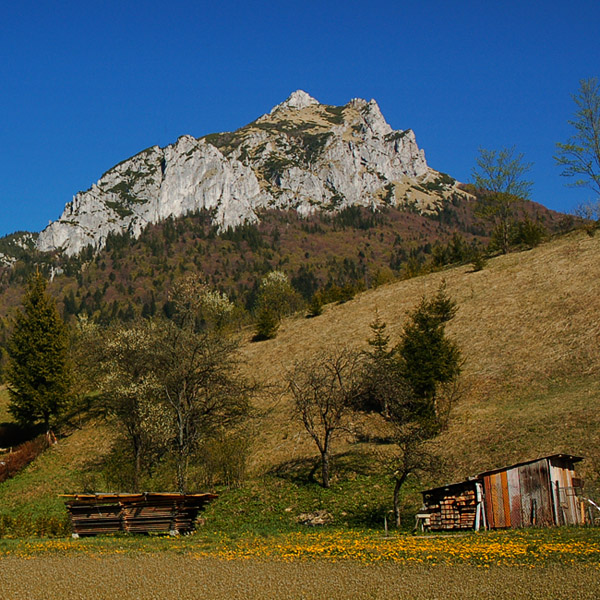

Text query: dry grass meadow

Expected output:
[1,229,600,505]
[3,229,598,487]
[240,229,600,480]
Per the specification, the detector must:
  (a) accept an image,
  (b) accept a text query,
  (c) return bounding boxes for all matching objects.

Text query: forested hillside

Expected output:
[0,227,598,535]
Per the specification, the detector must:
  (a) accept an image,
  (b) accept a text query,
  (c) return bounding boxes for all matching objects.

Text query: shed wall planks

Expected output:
[507,468,522,527]
[518,461,554,527]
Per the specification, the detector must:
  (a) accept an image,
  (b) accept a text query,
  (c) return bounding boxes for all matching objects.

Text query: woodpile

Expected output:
[62,493,217,536]
[65,502,122,535]
[426,487,477,531]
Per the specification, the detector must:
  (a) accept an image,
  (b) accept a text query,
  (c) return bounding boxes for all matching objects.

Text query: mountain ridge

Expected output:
[35,91,457,257]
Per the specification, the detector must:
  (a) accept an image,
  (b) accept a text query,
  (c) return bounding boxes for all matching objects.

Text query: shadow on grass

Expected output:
[268,449,379,485]
[0,422,44,448]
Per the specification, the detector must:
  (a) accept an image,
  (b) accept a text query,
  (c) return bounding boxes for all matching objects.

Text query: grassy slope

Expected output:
[0,229,599,531]
[240,229,600,481]
[0,387,9,422]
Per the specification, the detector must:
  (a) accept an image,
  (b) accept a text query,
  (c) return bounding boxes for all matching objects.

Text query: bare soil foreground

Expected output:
[0,556,598,600]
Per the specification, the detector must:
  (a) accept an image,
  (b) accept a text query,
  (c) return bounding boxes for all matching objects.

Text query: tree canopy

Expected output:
[88,280,251,493]
[397,284,461,404]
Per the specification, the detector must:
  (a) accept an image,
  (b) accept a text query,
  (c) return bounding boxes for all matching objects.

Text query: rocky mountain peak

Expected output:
[35,91,457,257]
[269,90,319,114]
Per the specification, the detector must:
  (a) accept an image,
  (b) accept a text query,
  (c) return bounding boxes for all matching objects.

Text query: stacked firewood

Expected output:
[427,488,477,530]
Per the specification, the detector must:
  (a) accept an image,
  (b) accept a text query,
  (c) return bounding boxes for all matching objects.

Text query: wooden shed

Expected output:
[421,454,585,531]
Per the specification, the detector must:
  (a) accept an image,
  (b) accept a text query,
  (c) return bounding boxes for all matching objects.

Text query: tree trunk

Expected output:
[175,406,187,494]
[176,446,189,494]
[393,472,409,528]
[321,450,330,489]
[501,221,510,254]
[133,440,141,493]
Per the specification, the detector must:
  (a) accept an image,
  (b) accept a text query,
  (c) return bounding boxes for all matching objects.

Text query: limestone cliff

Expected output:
[36,91,455,256]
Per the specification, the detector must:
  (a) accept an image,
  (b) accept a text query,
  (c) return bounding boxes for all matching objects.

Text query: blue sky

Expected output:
[1,0,598,237]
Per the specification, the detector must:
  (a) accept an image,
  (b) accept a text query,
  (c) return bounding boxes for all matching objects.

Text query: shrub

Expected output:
[0,513,70,538]
[197,433,250,488]
[307,292,323,317]
[253,305,280,340]
[471,252,487,272]
[511,217,546,248]
[0,435,49,483]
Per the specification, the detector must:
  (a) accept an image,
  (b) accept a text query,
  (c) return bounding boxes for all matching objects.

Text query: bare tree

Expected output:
[555,77,600,198]
[156,322,251,493]
[288,349,362,488]
[471,146,533,253]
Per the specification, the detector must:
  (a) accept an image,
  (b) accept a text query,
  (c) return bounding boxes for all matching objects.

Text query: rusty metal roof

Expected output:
[475,454,583,478]
[421,454,584,496]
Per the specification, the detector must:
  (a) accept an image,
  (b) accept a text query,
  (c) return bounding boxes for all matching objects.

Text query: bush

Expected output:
[253,305,280,340]
[471,252,487,272]
[0,513,70,538]
[0,435,49,483]
[196,433,250,488]
[253,271,303,340]
[511,217,546,248]
[307,292,323,317]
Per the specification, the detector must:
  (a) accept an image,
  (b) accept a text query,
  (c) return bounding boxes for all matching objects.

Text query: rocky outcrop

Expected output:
[37,91,450,256]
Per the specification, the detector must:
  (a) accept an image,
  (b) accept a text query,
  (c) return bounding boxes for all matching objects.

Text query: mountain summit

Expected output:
[36,92,453,256]
[268,90,320,114]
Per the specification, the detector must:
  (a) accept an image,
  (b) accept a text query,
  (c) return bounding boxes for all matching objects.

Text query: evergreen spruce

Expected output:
[253,305,280,340]
[6,272,72,430]
[307,292,323,317]
[396,282,461,404]
[359,285,463,527]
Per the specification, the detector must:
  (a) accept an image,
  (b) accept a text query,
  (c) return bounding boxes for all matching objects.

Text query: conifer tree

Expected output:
[396,283,461,405]
[6,272,72,430]
[358,284,463,527]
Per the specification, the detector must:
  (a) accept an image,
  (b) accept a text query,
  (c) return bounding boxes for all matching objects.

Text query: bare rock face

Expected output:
[37,91,450,256]
[268,90,320,114]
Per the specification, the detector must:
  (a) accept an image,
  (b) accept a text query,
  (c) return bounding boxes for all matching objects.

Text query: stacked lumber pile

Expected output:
[64,501,122,535]
[121,495,213,534]
[62,493,217,536]
[426,487,478,531]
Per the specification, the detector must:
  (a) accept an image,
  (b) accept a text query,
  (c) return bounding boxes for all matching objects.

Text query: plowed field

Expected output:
[1,556,599,600]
